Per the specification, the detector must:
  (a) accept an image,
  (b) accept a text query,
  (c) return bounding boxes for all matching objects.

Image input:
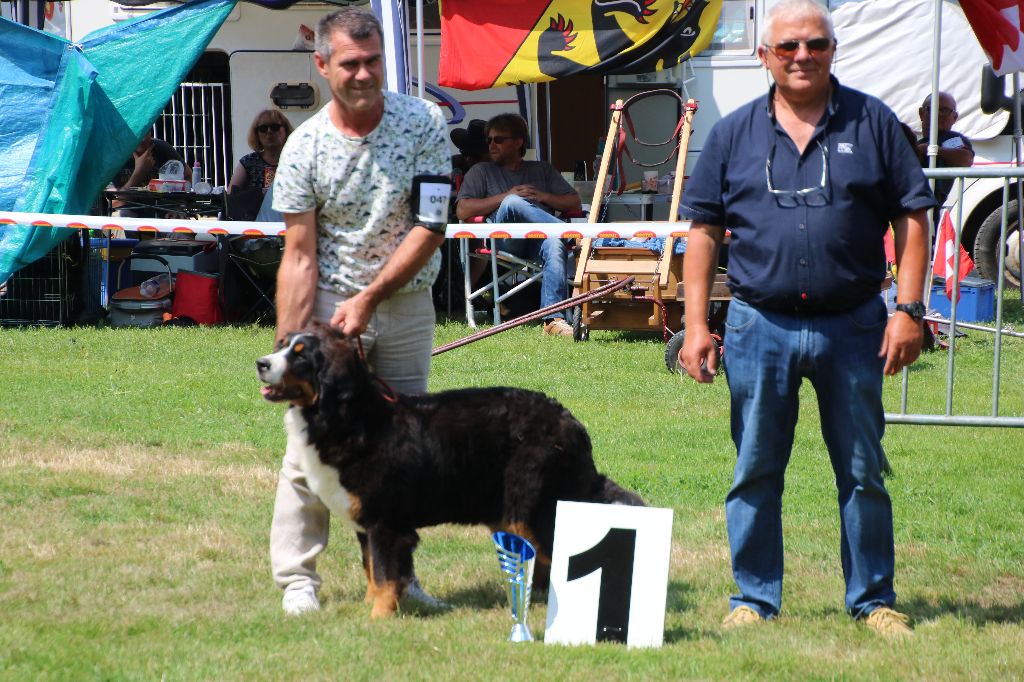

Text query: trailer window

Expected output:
[706,0,756,56]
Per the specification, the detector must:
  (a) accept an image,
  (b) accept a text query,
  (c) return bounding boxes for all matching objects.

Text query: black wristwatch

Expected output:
[895,301,926,323]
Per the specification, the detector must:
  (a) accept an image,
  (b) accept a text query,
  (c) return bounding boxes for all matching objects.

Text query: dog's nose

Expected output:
[256,358,270,373]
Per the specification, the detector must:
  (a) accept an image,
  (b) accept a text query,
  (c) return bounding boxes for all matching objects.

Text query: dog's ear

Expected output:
[315,331,365,412]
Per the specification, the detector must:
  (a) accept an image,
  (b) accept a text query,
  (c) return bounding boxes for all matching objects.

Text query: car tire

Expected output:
[974,200,1022,288]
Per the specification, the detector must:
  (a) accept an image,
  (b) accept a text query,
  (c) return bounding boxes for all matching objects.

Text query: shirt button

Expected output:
[799,258,807,266]
[801,292,808,300]
[799,223,806,230]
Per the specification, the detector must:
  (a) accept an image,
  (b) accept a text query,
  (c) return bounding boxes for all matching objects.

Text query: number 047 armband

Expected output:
[411,174,452,234]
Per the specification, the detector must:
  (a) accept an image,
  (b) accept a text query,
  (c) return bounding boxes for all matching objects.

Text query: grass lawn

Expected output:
[1,298,1022,680]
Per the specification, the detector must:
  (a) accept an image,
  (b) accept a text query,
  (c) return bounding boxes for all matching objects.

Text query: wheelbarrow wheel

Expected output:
[665,330,723,375]
[570,306,589,342]
[665,330,685,373]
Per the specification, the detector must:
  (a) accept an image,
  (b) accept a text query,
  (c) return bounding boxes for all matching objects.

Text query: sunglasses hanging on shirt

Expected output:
[765,141,831,208]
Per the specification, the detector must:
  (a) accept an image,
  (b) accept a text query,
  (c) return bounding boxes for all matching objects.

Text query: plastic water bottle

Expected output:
[192,160,202,191]
[139,272,170,298]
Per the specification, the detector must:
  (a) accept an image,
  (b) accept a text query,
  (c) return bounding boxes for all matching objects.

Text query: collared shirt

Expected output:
[681,77,936,314]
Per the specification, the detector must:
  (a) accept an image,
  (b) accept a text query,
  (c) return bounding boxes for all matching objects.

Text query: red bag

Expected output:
[170,270,223,325]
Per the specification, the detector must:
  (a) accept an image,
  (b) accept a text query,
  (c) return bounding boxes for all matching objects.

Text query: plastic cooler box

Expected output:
[929,275,995,322]
[130,238,219,284]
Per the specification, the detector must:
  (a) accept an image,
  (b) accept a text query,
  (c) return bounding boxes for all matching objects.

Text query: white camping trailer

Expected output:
[4,0,1019,283]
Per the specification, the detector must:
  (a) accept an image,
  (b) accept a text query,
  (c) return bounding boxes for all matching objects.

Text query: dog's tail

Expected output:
[595,476,645,507]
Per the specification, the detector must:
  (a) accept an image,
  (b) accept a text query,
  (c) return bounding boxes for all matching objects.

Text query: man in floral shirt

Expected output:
[269,7,450,617]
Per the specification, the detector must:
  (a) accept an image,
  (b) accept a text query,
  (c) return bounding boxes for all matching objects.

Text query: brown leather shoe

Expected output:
[864,606,913,637]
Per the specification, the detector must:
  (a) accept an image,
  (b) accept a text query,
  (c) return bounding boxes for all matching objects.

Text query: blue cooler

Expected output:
[929,275,995,322]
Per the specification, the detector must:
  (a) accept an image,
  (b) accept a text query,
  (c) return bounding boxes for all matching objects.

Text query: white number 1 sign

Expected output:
[544,501,673,648]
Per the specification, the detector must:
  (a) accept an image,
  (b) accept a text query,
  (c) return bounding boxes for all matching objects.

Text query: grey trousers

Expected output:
[269,287,435,593]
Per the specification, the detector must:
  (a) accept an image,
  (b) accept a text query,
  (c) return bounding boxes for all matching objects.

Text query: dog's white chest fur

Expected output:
[285,408,365,533]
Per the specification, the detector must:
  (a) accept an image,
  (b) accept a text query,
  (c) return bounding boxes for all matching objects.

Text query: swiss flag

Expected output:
[932,210,974,301]
[960,0,1024,76]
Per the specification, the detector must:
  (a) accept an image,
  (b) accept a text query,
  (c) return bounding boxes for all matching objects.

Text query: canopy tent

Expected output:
[0,0,238,285]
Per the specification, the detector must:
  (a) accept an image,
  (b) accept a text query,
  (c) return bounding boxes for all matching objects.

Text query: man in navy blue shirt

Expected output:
[916,91,975,209]
[679,0,933,637]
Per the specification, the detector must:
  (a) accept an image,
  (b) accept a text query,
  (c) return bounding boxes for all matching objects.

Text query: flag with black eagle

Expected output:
[438,0,723,90]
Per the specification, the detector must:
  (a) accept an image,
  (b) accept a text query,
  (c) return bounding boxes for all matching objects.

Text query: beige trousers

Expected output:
[269,288,435,593]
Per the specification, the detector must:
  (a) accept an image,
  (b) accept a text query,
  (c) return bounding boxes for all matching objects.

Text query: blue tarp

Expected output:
[0,0,238,284]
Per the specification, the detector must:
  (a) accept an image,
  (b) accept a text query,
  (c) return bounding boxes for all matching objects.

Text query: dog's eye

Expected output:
[293,342,305,353]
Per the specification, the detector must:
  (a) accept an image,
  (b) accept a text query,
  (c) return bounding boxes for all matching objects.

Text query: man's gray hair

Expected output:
[761,0,834,46]
[315,7,384,61]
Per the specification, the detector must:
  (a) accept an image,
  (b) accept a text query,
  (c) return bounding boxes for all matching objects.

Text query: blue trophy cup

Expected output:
[492,531,536,642]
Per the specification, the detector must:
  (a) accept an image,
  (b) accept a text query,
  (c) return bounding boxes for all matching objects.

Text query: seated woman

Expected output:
[228,109,294,195]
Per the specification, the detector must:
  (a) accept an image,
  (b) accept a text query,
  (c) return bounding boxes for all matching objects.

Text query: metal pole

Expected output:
[992,181,1010,416]
[904,0,944,414]
[545,82,552,164]
[416,0,424,99]
[1015,74,1024,302]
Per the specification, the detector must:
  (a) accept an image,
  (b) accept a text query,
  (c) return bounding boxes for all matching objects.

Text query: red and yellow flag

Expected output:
[439,0,722,90]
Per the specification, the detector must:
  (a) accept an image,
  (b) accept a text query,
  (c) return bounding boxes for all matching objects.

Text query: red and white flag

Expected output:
[932,210,974,301]
[960,0,1024,76]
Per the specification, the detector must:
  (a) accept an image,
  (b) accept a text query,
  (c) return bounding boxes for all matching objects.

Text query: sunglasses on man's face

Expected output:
[257,123,283,134]
[486,135,513,145]
[766,37,833,59]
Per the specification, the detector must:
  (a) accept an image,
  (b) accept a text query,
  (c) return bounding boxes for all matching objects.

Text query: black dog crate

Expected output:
[0,236,79,327]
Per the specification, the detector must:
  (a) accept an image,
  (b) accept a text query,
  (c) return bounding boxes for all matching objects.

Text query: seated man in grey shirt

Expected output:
[455,113,581,337]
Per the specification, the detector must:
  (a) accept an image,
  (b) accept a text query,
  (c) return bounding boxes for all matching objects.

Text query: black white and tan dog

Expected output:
[256,322,644,618]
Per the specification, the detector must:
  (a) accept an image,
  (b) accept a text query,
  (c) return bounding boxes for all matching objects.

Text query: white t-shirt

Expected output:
[273,91,450,297]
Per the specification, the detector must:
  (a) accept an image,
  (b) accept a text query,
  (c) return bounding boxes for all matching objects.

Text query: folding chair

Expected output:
[460,232,545,328]
[220,235,282,324]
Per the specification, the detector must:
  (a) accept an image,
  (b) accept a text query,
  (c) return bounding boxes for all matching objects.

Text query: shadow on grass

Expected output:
[440,581,509,612]
[903,595,1024,625]
[664,579,713,643]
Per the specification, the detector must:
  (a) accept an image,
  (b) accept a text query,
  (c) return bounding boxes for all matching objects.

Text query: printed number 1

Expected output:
[565,527,637,643]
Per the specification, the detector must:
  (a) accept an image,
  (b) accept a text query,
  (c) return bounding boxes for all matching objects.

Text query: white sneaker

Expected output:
[402,577,449,611]
[282,586,320,616]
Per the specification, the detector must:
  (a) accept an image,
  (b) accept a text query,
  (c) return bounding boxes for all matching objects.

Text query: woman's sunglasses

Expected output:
[257,123,283,134]
[766,37,833,59]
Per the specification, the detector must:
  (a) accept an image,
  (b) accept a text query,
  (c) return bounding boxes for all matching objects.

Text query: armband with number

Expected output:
[410,174,452,235]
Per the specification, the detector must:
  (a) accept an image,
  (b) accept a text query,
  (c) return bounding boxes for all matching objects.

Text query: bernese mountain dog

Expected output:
[256,322,644,618]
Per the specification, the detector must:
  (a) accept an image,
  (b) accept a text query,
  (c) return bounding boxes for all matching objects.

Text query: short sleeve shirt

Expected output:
[680,78,937,313]
[239,152,277,193]
[273,91,451,297]
[457,160,574,217]
[917,129,973,208]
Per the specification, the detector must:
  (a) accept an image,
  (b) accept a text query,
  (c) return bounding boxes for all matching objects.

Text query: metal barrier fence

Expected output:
[152,82,231,188]
[886,166,1024,427]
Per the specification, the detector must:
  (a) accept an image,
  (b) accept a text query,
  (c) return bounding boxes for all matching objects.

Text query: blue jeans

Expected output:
[492,195,569,320]
[723,296,895,619]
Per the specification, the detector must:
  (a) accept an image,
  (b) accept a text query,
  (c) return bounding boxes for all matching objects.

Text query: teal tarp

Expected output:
[0,0,238,284]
